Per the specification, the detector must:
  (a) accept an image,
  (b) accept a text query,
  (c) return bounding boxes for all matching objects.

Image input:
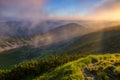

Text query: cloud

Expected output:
[89,0,120,21]
[0,0,49,21]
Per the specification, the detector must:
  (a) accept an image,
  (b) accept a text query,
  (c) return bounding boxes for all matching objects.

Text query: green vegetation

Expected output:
[0,54,120,80]
[0,47,31,69]
[34,54,120,80]
[0,54,85,80]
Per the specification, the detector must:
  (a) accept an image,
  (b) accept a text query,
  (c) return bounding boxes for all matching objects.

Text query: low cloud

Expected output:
[0,0,49,22]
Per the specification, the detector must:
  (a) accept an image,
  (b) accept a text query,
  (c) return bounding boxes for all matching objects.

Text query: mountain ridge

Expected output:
[61,25,120,54]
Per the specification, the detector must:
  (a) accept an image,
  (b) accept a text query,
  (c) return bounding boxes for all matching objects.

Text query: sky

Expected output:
[0,0,120,21]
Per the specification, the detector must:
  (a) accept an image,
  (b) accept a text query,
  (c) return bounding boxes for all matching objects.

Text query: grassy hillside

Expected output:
[61,25,120,54]
[35,54,120,80]
[0,47,32,69]
[0,39,76,69]
[0,54,120,80]
[0,54,85,80]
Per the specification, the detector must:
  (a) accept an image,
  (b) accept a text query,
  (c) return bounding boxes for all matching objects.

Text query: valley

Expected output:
[0,21,120,80]
[1,0,120,80]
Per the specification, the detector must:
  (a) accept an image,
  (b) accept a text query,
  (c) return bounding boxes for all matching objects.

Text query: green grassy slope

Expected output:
[35,54,120,80]
[61,25,120,54]
[0,54,120,80]
[0,40,75,69]
[0,47,31,69]
[0,54,85,80]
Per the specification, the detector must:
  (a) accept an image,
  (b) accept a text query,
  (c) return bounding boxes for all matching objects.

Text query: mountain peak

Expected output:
[62,23,82,27]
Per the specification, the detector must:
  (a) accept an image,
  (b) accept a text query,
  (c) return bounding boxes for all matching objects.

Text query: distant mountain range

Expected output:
[0,20,70,36]
[32,23,93,46]
[61,25,120,54]
[0,22,91,51]
[0,21,120,69]
[0,22,93,68]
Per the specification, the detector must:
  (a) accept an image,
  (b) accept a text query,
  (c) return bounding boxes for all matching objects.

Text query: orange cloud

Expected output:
[88,0,120,21]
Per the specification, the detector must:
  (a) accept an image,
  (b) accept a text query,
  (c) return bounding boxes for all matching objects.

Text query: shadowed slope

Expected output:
[61,25,120,54]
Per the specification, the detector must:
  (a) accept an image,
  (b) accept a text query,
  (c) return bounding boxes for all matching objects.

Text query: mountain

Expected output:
[1,23,120,79]
[35,54,120,80]
[0,20,73,37]
[0,23,89,51]
[1,22,120,69]
[0,21,31,36]
[0,23,90,69]
[0,35,32,52]
[32,23,91,46]
[61,25,120,54]
[0,21,74,50]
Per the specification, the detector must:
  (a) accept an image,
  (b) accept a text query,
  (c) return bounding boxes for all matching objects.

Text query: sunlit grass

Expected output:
[34,54,120,80]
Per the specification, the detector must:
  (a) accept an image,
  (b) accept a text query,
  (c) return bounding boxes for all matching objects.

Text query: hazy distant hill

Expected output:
[33,23,91,46]
[61,25,120,54]
[0,20,69,37]
[0,21,31,36]
[0,23,89,51]
[0,21,71,50]
[0,35,31,52]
